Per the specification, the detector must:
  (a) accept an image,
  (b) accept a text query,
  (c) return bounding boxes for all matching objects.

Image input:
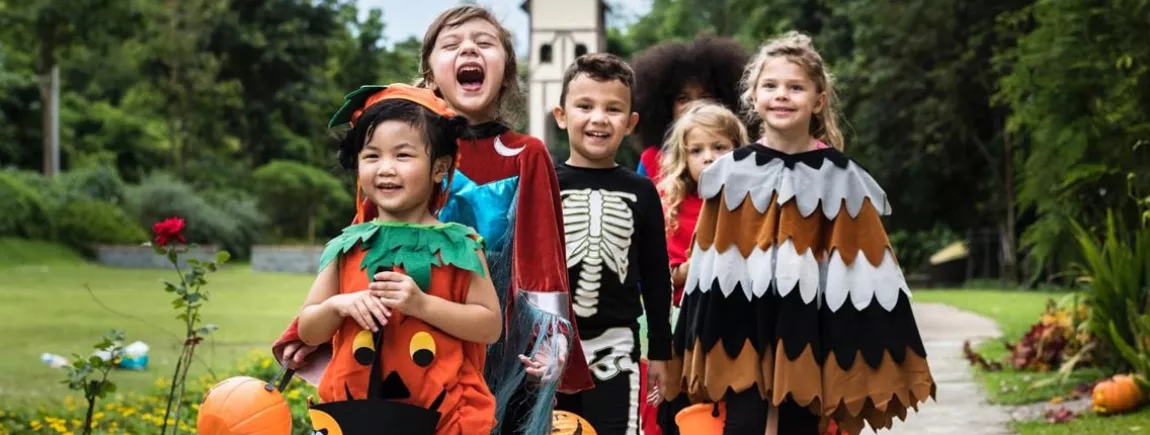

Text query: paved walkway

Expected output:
[880,302,1014,434]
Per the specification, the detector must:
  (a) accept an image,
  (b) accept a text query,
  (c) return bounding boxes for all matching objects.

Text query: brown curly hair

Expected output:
[630,35,750,150]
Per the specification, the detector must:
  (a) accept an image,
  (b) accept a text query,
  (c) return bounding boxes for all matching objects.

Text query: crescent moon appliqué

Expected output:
[494,136,525,157]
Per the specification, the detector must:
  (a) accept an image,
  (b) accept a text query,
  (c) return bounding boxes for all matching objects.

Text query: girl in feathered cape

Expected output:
[658,32,936,435]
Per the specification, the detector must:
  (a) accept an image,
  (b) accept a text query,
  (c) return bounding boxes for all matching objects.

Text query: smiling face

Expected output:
[753,57,825,137]
[684,126,736,183]
[553,73,639,168]
[357,121,450,222]
[426,17,507,123]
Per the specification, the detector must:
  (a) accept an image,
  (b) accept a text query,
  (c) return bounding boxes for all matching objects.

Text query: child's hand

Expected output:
[281,341,318,369]
[518,335,569,383]
[371,271,426,317]
[646,360,668,405]
[325,292,391,332]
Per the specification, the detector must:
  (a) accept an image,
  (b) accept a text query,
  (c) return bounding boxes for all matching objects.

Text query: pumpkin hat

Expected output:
[328,83,463,223]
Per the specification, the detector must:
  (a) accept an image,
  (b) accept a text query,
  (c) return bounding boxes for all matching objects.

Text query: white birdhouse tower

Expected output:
[521,0,609,145]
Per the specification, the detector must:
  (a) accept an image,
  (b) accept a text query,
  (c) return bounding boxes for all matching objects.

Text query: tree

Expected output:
[0,0,139,176]
[252,160,352,243]
[996,0,1150,283]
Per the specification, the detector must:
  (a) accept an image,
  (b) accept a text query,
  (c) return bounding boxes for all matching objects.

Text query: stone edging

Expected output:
[251,245,324,274]
[94,244,219,269]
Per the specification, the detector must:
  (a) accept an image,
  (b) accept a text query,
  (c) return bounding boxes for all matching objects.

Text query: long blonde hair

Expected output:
[657,102,749,234]
[740,31,844,150]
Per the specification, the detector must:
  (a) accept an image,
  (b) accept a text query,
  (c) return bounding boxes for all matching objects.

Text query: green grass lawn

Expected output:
[0,238,313,408]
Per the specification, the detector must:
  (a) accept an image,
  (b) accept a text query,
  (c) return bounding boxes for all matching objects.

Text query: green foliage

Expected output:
[997,0,1150,281]
[59,166,127,205]
[0,351,317,434]
[63,330,127,435]
[252,160,351,243]
[1071,211,1150,370]
[0,170,53,239]
[888,224,962,273]
[124,173,265,256]
[151,238,230,435]
[54,200,148,254]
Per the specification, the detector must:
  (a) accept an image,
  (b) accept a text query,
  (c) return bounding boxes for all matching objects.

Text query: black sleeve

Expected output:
[636,179,673,360]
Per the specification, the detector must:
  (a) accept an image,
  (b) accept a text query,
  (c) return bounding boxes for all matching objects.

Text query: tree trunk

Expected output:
[1000,127,1019,285]
[39,43,55,176]
[308,213,316,244]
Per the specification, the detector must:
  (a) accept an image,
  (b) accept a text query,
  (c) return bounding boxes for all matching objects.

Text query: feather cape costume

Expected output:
[662,144,936,434]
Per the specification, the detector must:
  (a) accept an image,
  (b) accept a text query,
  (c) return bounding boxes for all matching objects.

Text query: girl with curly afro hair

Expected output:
[630,35,749,182]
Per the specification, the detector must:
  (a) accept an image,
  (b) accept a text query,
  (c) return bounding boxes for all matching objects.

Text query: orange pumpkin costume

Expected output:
[309,221,496,435]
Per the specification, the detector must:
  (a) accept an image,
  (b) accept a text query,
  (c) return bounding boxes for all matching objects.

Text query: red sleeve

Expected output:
[511,139,569,294]
[511,135,594,393]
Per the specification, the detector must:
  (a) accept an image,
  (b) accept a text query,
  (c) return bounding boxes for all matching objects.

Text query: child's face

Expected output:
[552,74,639,167]
[753,57,824,136]
[684,127,735,183]
[672,82,714,120]
[428,18,506,123]
[358,121,449,221]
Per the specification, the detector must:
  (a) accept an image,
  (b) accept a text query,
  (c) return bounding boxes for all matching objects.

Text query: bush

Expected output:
[888,224,962,273]
[124,172,266,257]
[59,165,127,205]
[54,200,148,254]
[252,160,351,243]
[0,351,317,435]
[1073,211,1150,372]
[0,170,53,239]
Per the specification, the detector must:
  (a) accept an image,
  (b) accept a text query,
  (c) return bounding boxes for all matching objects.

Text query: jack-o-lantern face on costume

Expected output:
[310,254,484,435]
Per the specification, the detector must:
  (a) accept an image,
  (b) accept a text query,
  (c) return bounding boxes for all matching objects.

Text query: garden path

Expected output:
[881,302,1014,434]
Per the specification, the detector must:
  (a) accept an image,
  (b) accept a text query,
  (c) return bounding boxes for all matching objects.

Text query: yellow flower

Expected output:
[93,412,104,421]
[30,420,42,430]
[261,359,272,369]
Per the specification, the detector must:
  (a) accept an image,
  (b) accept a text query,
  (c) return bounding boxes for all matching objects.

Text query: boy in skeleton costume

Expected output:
[551,53,674,435]
[660,32,936,435]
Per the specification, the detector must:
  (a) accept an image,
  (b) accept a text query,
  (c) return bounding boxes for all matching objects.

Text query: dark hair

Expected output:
[417,5,522,125]
[336,99,467,171]
[559,53,635,108]
[631,35,749,150]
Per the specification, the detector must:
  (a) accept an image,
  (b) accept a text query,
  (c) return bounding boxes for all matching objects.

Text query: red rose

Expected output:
[152,217,187,247]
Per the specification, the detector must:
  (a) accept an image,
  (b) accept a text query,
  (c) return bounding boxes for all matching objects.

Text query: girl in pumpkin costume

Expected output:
[277,7,592,435]
[295,84,501,435]
[658,32,936,435]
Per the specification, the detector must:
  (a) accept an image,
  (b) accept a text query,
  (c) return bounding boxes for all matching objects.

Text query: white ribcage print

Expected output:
[561,188,637,318]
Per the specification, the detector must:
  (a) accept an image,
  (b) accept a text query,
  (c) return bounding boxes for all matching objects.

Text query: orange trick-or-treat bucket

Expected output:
[674,402,726,434]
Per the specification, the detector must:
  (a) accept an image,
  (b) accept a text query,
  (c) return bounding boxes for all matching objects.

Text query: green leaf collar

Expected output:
[318,220,486,291]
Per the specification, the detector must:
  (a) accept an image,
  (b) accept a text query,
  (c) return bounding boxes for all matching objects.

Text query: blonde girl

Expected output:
[656,101,749,307]
[659,31,935,435]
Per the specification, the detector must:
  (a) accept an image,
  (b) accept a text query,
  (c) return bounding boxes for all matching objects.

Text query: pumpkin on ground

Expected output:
[553,410,597,435]
[197,376,293,435]
[1092,374,1147,415]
